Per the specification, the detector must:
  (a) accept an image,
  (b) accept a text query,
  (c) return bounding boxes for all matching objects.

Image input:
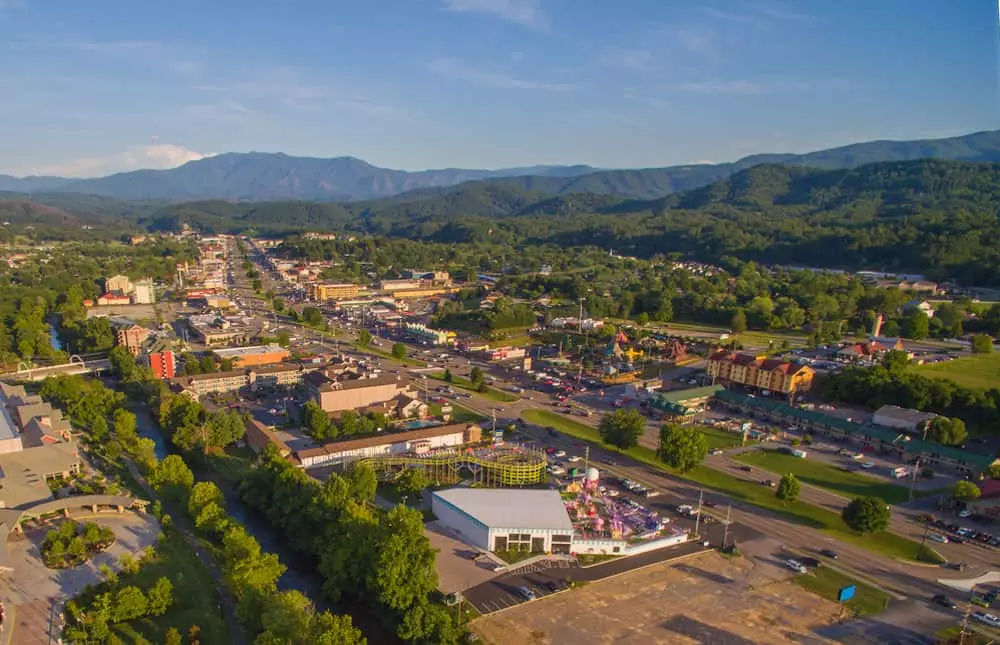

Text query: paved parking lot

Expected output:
[471,551,846,645]
[425,522,505,595]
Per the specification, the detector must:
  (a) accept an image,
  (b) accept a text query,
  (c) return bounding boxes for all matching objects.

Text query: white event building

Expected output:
[431,488,575,554]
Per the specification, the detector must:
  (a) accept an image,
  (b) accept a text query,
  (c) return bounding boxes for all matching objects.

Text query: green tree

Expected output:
[900,310,930,340]
[989,463,1000,480]
[469,366,483,386]
[112,585,148,623]
[396,467,428,499]
[272,297,285,312]
[730,309,747,334]
[597,409,645,452]
[881,350,910,373]
[146,577,174,616]
[391,342,407,360]
[113,409,138,448]
[368,505,438,613]
[397,600,461,645]
[277,330,291,347]
[971,334,994,354]
[164,627,183,645]
[150,455,194,500]
[953,480,981,502]
[443,369,453,383]
[358,329,372,347]
[776,474,801,502]
[924,416,967,446]
[841,496,891,534]
[188,481,225,518]
[344,462,378,502]
[303,400,332,440]
[657,423,708,472]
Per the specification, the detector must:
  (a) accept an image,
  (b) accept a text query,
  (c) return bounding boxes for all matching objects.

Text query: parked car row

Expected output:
[925,517,1000,549]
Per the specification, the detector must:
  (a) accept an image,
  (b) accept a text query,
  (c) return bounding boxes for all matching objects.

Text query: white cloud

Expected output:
[26,144,214,178]
[443,0,545,29]
[428,57,573,90]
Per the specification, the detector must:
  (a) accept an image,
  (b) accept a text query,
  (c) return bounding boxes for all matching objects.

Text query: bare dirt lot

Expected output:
[471,551,842,645]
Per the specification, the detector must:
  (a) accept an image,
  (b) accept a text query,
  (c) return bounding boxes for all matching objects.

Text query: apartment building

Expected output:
[304,371,409,413]
[307,283,361,301]
[116,325,150,356]
[706,351,814,394]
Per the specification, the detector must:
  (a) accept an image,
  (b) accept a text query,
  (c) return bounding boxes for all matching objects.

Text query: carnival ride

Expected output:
[360,443,548,487]
[563,468,670,542]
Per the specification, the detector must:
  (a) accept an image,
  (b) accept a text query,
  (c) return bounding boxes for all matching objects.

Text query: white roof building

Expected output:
[431,488,574,553]
[873,405,939,433]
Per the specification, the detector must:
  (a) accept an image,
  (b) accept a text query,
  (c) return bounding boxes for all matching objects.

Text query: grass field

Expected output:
[700,426,757,451]
[793,567,890,616]
[914,352,1000,390]
[428,402,487,423]
[71,530,231,644]
[429,372,519,403]
[733,449,914,505]
[522,409,944,564]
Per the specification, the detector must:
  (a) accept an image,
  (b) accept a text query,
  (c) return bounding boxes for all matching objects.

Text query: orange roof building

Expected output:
[706,351,814,394]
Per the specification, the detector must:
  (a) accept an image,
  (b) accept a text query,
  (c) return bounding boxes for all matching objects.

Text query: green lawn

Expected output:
[793,567,890,616]
[733,449,914,505]
[522,409,944,564]
[700,426,757,451]
[914,352,1000,390]
[429,372,518,403]
[428,402,487,424]
[70,529,230,644]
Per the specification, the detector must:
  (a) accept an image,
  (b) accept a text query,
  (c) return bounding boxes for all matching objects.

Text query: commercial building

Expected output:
[244,418,295,462]
[115,325,150,356]
[171,363,316,396]
[706,351,814,394]
[304,371,410,412]
[873,405,939,434]
[404,323,455,346]
[307,283,361,301]
[213,344,290,368]
[649,384,724,420]
[132,278,155,305]
[486,346,526,362]
[715,390,995,476]
[104,275,133,296]
[187,315,251,346]
[378,279,422,292]
[143,350,176,379]
[431,488,575,554]
[295,423,482,469]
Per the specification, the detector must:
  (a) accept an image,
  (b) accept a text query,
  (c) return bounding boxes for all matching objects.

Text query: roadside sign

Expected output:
[838,585,856,603]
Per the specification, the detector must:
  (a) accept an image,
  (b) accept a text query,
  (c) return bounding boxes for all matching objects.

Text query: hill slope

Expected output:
[2,130,999,202]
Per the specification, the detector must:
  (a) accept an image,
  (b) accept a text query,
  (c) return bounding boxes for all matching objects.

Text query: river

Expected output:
[48,323,64,352]
[130,404,398,644]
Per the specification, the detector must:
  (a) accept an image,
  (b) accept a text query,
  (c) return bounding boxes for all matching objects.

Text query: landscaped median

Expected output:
[793,566,890,616]
[429,372,519,403]
[732,449,928,505]
[522,409,945,564]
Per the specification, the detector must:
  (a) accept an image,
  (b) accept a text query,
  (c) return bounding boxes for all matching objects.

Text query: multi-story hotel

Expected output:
[706,351,814,395]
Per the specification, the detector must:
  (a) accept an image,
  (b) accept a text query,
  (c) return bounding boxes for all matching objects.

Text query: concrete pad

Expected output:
[937,571,1000,591]
[425,521,502,594]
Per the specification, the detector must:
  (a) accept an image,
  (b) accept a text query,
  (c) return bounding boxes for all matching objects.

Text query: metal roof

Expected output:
[432,488,573,532]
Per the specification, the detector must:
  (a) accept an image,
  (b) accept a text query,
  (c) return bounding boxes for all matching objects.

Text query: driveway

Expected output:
[3,511,159,645]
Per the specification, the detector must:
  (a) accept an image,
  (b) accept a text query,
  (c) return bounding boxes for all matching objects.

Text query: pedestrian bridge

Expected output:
[0,358,110,382]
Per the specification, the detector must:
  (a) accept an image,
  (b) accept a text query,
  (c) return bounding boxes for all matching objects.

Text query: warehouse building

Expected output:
[213,344,291,368]
[304,371,410,412]
[872,405,939,434]
[295,423,481,469]
[431,488,575,554]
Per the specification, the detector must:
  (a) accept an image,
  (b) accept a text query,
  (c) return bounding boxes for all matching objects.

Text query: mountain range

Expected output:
[3,130,1000,202]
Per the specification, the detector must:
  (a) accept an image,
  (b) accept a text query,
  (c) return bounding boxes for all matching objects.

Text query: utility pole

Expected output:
[722,503,733,551]
[909,456,922,503]
[959,603,972,645]
[918,521,930,561]
[585,445,590,472]
[694,490,704,537]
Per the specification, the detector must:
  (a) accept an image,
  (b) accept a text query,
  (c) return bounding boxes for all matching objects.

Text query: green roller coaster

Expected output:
[360,445,548,487]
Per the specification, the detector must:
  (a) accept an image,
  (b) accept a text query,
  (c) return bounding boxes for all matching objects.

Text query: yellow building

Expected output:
[706,351,814,394]
[307,283,361,301]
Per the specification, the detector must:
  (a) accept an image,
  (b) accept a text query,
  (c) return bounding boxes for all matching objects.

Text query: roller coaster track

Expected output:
[360,445,548,487]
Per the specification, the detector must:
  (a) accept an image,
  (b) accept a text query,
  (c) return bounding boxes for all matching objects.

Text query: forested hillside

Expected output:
[6,158,1000,284]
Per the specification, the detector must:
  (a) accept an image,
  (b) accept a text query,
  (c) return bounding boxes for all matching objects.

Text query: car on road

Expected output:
[799,557,821,569]
[861,461,875,469]
[958,509,972,518]
[819,549,838,559]
[761,479,775,487]
[740,465,753,472]
[554,450,567,458]
[545,580,567,593]
[710,449,724,456]
[932,594,957,609]
[974,612,1000,627]
[567,455,582,463]
[518,586,536,601]
[785,559,807,573]
[601,458,617,465]
[929,533,949,544]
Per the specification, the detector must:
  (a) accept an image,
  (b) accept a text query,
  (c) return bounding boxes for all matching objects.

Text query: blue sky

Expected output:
[0,0,997,177]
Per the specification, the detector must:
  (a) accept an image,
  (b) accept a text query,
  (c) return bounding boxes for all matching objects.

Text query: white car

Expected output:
[554,450,567,458]
[958,509,972,518]
[785,559,807,573]
[929,533,949,544]
[861,461,875,469]
[550,466,566,475]
[567,455,582,463]
[974,612,1000,627]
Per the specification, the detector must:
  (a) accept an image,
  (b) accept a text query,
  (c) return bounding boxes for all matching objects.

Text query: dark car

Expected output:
[800,557,821,569]
[740,465,753,472]
[545,580,566,593]
[933,594,957,609]
[819,549,839,559]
